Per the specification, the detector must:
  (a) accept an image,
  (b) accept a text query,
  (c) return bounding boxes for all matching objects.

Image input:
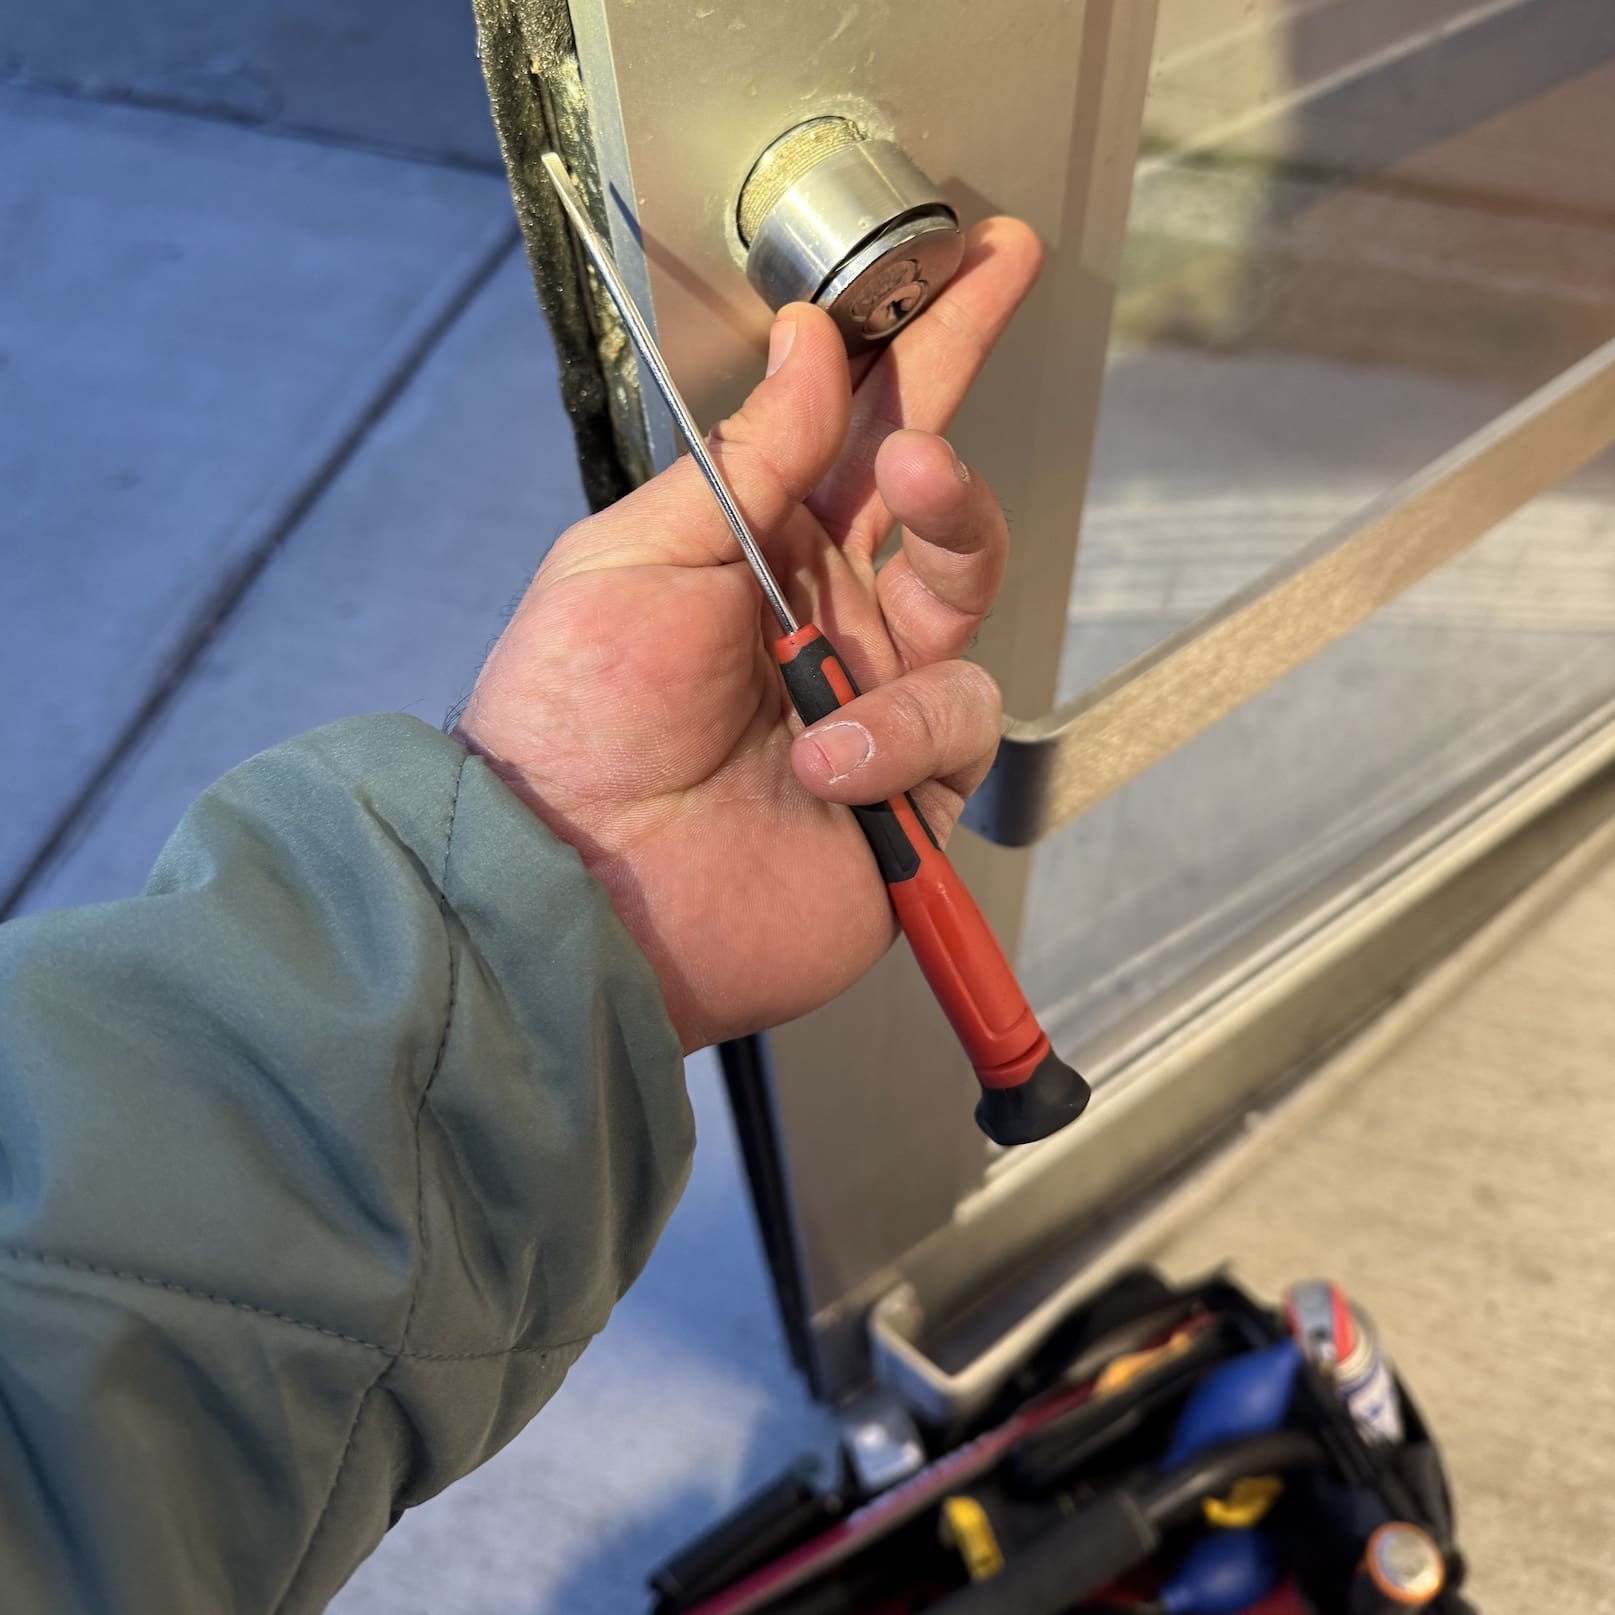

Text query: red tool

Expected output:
[544,152,1088,1144]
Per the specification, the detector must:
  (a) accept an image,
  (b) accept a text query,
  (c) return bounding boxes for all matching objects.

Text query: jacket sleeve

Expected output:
[0,714,694,1615]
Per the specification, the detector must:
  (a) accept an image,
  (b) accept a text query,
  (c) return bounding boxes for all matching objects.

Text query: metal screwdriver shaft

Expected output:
[541,153,798,636]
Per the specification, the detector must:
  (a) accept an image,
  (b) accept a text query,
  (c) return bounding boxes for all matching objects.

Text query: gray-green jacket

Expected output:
[0,716,695,1613]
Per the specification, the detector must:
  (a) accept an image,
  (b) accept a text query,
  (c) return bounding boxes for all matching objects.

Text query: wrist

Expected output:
[453,720,710,1055]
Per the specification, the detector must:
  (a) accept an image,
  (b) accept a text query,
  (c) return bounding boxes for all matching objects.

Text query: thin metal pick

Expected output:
[541,152,799,636]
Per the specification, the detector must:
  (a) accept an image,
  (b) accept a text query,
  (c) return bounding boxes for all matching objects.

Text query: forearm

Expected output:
[0,715,692,1613]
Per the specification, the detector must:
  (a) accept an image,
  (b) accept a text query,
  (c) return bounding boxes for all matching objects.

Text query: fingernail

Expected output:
[766,315,798,378]
[948,442,971,483]
[807,721,872,781]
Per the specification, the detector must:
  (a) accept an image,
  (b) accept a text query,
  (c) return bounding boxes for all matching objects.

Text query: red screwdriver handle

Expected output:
[774,625,1089,1145]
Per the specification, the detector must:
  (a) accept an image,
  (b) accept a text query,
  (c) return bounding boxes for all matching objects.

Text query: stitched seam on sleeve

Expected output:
[269,753,469,1615]
[268,1356,392,1615]
[0,759,569,1366]
[0,1247,388,1351]
[392,751,467,1356]
[0,1252,587,1359]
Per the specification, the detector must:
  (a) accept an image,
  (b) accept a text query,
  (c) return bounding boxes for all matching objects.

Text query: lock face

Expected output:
[738,119,965,352]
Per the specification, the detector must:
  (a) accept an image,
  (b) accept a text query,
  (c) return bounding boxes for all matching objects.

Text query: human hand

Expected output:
[458,218,1043,1052]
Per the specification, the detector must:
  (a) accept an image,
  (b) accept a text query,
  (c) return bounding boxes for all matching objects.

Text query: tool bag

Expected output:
[646,1270,1473,1615]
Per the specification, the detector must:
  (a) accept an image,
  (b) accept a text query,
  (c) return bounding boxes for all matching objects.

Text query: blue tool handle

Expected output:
[1166,1341,1303,1465]
[1160,1530,1281,1615]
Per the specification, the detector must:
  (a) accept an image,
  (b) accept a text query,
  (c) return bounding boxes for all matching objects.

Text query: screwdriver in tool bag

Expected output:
[542,153,1089,1145]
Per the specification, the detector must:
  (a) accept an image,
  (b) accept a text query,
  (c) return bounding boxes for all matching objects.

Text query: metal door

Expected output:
[475,0,1615,1403]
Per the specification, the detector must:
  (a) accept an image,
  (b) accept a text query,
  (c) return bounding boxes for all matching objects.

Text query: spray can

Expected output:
[1282,1280,1403,1444]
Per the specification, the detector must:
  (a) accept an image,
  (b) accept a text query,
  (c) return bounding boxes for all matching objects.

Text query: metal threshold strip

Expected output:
[866,696,1615,1420]
[965,335,1615,847]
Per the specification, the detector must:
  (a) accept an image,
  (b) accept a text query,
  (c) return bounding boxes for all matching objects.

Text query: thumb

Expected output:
[546,302,853,578]
[790,658,1003,809]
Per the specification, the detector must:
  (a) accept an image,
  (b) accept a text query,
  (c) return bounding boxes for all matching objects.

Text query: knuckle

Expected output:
[536,516,606,584]
[885,678,943,758]
[956,660,1003,726]
[706,407,750,452]
[929,295,990,372]
[548,516,592,557]
[708,414,809,516]
[886,663,999,767]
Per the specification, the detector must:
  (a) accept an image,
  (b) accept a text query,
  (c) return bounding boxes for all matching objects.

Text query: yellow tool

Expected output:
[940,1495,1006,1582]
[1203,1474,1284,1529]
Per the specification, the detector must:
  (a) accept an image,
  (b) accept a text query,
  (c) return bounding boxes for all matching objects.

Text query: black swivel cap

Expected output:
[975,1050,1091,1147]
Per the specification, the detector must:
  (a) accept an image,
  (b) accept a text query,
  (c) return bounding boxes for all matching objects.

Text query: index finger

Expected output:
[807,216,1043,560]
[874,430,1009,669]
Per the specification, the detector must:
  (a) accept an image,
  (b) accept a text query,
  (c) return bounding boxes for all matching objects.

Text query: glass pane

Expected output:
[1021,0,1615,1041]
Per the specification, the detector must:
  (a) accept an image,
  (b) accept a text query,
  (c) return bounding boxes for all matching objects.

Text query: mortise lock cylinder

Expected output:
[737,118,965,352]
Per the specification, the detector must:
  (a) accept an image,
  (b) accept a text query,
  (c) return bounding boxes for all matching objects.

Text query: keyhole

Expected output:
[859,265,928,336]
[874,287,923,332]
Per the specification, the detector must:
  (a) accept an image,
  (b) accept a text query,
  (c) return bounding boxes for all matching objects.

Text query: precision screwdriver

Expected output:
[542,153,1088,1145]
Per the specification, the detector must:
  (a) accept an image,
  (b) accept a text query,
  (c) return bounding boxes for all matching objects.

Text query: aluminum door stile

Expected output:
[532,0,1163,1398]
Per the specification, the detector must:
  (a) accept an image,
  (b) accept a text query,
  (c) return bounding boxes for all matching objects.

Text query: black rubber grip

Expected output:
[974,1047,1092,1146]
[1139,1431,1323,1526]
[777,634,940,885]
[649,1464,836,1607]
[778,632,854,724]
[849,800,922,882]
